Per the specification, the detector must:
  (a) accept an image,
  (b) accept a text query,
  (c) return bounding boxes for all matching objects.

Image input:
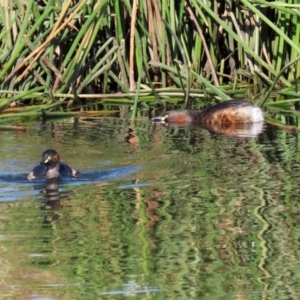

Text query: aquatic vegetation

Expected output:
[0,0,299,126]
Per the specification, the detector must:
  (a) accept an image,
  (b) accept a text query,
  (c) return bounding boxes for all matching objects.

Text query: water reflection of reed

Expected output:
[1,119,300,298]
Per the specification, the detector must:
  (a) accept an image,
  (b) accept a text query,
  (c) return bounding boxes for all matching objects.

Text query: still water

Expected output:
[0,117,299,299]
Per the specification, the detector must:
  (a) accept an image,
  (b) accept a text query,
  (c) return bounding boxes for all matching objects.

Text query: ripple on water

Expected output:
[0,120,299,299]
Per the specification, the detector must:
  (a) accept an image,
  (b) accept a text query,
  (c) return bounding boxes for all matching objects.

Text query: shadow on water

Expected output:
[1,116,300,299]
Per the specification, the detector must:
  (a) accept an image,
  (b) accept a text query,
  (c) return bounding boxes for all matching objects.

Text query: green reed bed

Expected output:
[0,0,300,125]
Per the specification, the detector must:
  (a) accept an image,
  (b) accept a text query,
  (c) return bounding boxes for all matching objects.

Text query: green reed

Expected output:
[0,0,300,122]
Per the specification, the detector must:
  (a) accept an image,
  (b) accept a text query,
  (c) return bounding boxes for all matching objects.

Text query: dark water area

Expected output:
[0,117,300,299]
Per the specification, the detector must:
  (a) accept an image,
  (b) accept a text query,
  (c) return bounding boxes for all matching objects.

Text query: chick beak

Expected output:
[42,156,51,164]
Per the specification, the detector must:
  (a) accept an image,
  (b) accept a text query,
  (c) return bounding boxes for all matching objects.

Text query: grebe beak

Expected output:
[151,114,168,124]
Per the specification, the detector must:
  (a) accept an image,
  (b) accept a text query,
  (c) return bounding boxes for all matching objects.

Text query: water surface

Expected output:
[0,117,299,299]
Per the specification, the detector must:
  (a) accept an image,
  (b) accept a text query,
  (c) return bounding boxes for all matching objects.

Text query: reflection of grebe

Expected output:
[152,99,264,127]
[27,149,79,181]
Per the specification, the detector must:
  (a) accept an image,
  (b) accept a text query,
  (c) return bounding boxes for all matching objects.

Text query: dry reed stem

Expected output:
[5,0,87,83]
[186,2,219,86]
[129,0,138,91]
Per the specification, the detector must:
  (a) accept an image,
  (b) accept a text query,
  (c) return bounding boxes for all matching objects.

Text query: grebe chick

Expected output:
[152,99,264,126]
[27,149,79,181]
